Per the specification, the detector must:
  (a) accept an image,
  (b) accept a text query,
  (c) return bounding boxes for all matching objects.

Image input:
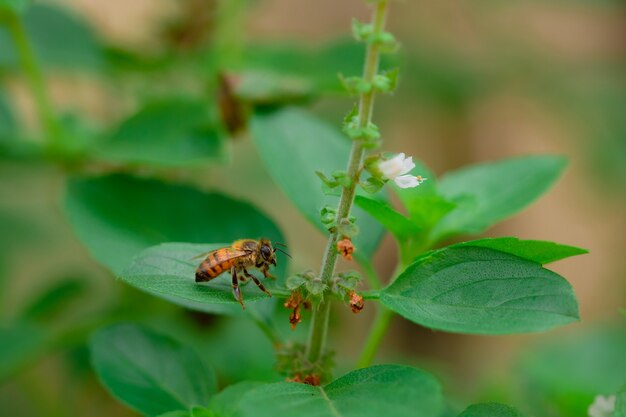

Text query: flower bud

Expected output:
[337,238,355,261]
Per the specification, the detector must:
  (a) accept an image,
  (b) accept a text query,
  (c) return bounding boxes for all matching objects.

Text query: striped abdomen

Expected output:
[195,248,248,282]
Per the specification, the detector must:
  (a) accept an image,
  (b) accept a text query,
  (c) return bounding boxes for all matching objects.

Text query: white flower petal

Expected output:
[588,395,616,417]
[378,153,406,179]
[400,156,415,175]
[378,153,412,180]
[394,175,420,188]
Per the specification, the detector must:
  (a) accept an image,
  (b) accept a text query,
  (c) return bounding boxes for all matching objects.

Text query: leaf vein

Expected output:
[318,386,342,417]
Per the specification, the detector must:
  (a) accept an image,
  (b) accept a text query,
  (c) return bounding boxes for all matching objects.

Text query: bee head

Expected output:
[259,240,276,266]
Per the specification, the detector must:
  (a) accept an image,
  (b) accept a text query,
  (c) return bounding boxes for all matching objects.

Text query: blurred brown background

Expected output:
[2,0,625,415]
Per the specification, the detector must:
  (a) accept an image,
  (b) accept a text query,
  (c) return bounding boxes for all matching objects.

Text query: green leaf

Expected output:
[380,246,578,334]
[452,237,587,265]
[63,174,284,275]
[431,155,567,242]
[251,107,385,262]
[0,4,103,71]
[238,365,442,417]
[457,403,525,417]
[95,99,225,168]
[21,277,87,321]
[518,324,626,417]
[0,321,47,381]
[354,195,421,240]
[353,194,426,264]
[90,324,217,417]
[393,160,455,232]
[155,406,214,417]
[190,407,213,417]
[120,243,286,312]
[157,412,191,417]
[210,381,264,417]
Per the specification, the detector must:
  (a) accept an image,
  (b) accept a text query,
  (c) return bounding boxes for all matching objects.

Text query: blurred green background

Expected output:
[0,0,624,416]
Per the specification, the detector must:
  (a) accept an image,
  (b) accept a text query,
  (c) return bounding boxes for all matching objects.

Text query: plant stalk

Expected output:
[356,305,393,368]
[4,11,62,149]
[305,0,390,366]
[356,261,406,367]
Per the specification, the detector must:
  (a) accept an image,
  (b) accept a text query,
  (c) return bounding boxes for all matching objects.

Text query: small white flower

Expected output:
[377,153,427,189]
[394,175,420,188]
[588,395,616,417]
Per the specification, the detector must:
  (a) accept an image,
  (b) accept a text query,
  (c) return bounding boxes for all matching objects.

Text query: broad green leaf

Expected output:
[0,4,103,70]
[190,407,213,417]
[21,277,87,321]
[158,412,191,417]
[518,324,626,417]
[457,403,525,417]
[380,246,578,334]
[452,237,587,265]
[251,107,385,262]
[63,174,284,275]
[157,408,217,417]
[238,365,442,417]
[0,321,47,381]
[90,324,217,417]
[354,195,426,264]
[210,381,264,417]
[354,195,421,240]
[96,99,225,167]
[431,155,567,242]
[120,243,286,312]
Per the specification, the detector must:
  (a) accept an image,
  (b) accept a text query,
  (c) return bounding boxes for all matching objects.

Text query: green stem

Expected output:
[356,305,393,368]
[356,262,404,367]
[361,259,383,290]
[305,0,390,366]
[4,11,62,149]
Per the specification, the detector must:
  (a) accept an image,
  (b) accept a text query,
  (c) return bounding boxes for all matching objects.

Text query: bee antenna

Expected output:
[274,242,288,248]
[275,247,292,259]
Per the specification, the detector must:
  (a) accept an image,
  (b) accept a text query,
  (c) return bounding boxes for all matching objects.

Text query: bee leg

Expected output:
[231,266,245,309]
[262,266,277,281]
[243,269,272,297]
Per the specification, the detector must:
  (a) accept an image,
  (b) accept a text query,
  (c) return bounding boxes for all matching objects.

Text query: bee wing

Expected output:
[191,251,213,260]
[191,247,248,262]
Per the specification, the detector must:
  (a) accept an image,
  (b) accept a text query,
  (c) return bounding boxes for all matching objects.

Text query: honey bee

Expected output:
[194,238,289,309]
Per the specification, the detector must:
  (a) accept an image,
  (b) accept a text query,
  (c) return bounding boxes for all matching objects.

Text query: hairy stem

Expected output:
[306,0,390,366]
[4,11,62,149]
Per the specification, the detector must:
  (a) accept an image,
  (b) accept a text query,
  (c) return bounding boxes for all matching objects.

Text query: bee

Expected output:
[194,238,290,309]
